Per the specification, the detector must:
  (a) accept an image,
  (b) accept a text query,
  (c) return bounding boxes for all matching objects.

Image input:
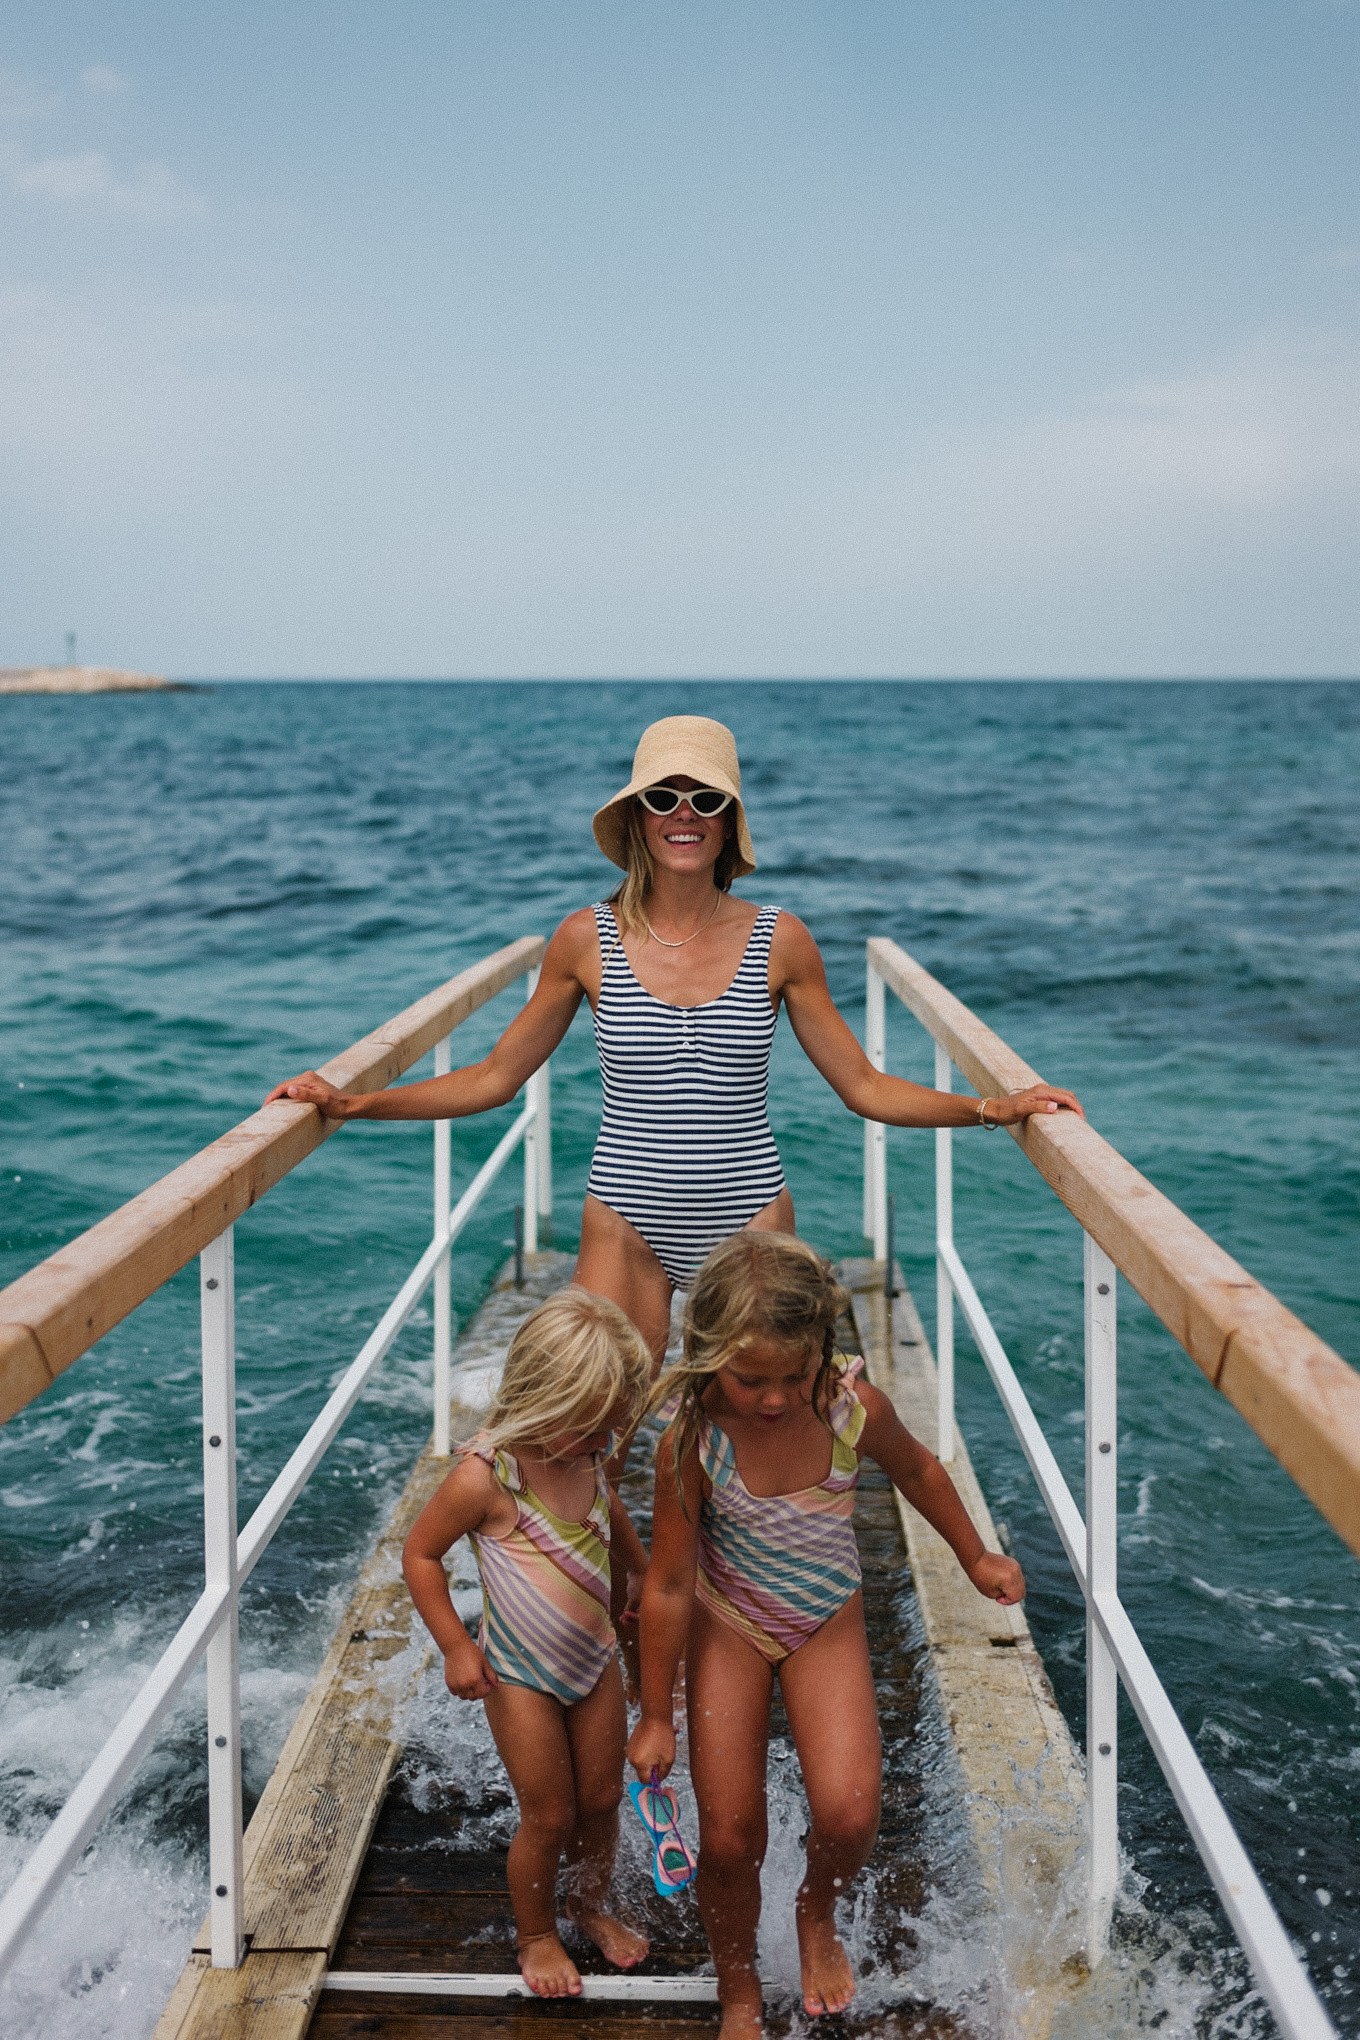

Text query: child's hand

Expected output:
[443,1640,499,1700]
[627,1716,676,1782]
[968,1552,1026,1605]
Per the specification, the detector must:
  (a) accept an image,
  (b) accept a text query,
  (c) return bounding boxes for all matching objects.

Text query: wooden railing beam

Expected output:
[0,937,545,1428]
[868,937,1360,1556]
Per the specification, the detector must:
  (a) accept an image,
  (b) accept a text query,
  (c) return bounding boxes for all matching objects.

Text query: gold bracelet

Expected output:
[977,1097,1002,1129]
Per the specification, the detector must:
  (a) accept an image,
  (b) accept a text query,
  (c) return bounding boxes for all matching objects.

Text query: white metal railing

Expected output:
[0,962,552,1983]
[863,948,1335,2040]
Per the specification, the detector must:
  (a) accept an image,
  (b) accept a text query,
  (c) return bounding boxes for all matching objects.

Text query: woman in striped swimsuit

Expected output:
[629,1233,1026,2040]
[266,715,1082,1367]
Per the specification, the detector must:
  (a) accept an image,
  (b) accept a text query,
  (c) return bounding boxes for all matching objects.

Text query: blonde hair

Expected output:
[608,800,743,939]
[478,1287,653,1457]
[647,1233,849,1494]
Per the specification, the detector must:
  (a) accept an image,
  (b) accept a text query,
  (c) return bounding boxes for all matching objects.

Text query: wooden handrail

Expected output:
[0,936,545,1429]
[869,937,1360,1557]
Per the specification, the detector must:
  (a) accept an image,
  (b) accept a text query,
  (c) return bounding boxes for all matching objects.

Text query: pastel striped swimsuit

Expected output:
[586,901,786,1289]
[461,1433,616,1704]
[695,1357,867,1664]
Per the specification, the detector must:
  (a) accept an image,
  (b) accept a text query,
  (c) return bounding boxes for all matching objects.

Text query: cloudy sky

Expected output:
[2,2,1358,678]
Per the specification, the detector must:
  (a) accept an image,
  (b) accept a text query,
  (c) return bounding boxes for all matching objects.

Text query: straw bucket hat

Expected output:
[592,716,757,877]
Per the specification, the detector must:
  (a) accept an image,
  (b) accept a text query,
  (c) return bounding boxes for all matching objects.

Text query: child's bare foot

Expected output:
[796,1911,856,2016]
[716,1987,765,2040]
[517,1929,582,1997]
[568,1903,649,1969]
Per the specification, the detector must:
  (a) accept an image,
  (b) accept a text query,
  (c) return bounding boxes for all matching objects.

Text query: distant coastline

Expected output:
[0,667,192,696]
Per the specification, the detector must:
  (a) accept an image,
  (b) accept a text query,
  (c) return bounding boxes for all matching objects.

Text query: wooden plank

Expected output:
[352,1842,508,1897]
[868,936,1360,1556]
[151,1951,326,2040]
[0,936,544,1426]
[333,1893,564,1958]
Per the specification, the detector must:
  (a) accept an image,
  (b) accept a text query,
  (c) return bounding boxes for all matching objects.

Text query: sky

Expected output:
[1,1,1358,679]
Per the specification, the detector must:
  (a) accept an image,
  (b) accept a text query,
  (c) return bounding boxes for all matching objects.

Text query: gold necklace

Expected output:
[645,892,722,948]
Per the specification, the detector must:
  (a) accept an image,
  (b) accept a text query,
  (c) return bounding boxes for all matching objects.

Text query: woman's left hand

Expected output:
[988,1084,1084,1125]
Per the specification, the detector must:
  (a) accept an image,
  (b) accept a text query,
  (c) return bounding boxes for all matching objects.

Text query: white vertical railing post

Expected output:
[1085,1230,1119,1964]
[526,958,558,1232]
[531,1045,552,1227]
[522,967,543,1256]
[200,1228,244,1968]
[934,1043,956,1463]
[433,1035,453,1457]
[864,958,887,1260]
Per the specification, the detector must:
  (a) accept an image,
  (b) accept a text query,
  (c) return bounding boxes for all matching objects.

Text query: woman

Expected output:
[265,714,1082,1364]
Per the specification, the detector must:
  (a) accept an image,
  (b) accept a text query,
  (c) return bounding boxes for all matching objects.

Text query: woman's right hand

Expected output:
[627,1715,677,1782]
[263,1071,357,1118]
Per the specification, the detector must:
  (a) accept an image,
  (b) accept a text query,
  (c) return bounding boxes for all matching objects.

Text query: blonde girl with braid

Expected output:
[628,1233,1025,2040]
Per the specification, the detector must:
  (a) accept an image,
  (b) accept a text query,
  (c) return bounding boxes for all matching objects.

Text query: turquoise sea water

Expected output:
[1,679,1357,2037]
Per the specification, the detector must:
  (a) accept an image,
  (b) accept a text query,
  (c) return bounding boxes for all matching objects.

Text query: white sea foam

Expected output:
[0,1588,344,2039]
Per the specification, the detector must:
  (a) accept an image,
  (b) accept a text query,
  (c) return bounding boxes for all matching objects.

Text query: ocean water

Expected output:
[0,678,1356,2037]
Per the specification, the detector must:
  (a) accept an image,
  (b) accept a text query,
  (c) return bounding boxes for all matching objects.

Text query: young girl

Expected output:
[627,1233,1025,2039]
[404,1286,654,1999]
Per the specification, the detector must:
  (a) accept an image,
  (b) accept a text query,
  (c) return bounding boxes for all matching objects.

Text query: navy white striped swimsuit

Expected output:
[586,902,786,1289]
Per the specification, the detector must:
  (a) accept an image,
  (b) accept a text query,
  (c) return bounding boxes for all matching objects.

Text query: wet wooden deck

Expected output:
[306,1458,956,2040]
[155,1252,1083,2040]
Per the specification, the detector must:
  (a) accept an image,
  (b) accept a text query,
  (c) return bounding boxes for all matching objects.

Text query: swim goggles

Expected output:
[627,1767,698,1896]
[636,784,733,818]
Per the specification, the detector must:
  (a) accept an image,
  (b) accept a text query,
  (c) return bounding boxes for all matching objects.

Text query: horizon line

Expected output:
[159,672,1360,686]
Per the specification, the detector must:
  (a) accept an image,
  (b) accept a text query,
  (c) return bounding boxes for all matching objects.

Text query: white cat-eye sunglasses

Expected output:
[636,784,734,818]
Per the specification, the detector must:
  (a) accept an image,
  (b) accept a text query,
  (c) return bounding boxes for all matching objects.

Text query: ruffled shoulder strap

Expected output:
[653,1385,731,1488]
[458,1429,524,1494]
[826,1354,867,1453]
